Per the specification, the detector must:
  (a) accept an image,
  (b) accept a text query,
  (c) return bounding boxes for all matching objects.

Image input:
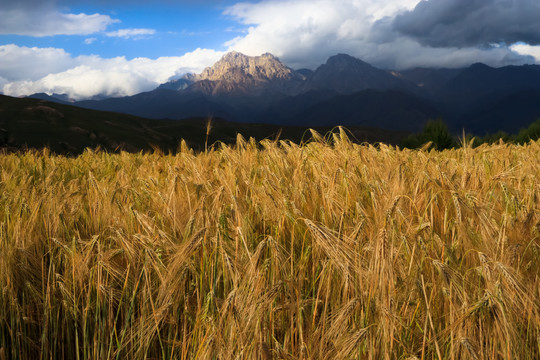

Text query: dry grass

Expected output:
[0,131,539,359]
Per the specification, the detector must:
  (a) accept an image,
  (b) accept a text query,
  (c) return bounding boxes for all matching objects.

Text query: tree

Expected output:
[515,118,540,143]
[401,119,456,150]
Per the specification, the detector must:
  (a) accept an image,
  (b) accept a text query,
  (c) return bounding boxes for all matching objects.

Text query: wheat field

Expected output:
[0,131,539,359]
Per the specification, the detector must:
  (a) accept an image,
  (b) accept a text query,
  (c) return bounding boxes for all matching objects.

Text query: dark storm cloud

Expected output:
[393,0,540,47]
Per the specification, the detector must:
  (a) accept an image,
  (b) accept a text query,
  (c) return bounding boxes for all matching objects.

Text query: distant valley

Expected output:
[28,51,540,136]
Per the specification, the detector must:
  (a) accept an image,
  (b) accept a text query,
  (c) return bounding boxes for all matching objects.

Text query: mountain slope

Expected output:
[290,89,442,131]
[0,94,182,153]
[430,63,540,132]
[156,74,196,91]
[398,67,462,94]
[439,63,540,106]
[304,54,420,94]
[457,90,540,134]
[0,94,409,154]
[77,89,232,120]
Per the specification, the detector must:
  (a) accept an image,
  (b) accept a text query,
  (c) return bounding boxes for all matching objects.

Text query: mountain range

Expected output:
[29,51,540,135]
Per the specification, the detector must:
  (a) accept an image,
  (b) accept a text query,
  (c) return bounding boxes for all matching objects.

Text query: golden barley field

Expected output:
[0,131,539,359]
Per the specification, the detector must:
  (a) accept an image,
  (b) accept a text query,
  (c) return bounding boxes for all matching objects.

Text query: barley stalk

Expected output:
[0,137,538,359]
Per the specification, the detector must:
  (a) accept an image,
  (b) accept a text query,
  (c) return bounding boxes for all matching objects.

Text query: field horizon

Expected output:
[0,132,539,359]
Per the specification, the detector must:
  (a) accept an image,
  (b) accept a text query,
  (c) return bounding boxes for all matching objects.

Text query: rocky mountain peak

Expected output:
[196,51,295,83]
[220,51,246,63]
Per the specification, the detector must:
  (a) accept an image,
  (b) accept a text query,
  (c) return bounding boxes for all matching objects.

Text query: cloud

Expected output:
[510,43,540,62]
[222,0,536,70]
[220,0,411,68]
[0,45,79,81]
[393,0,540,48]
[3,64,156,99]
[105,28,157,39]
[1,45,225,100]
[0,2,152,39]
[0,7,118,36]
[84,38,98,45]
[359,37,536,70]
[224,0,419,68]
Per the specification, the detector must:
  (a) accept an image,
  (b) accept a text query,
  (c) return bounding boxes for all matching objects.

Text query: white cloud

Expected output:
[84,38,98,45]
[510,43,540,63]
[0,45,78,81]
[0,45,225,100]
[223,0,536,70]
[224,0,420,68]
[4,64,155,99]
[105,28,156,39]
[0,8,118,36]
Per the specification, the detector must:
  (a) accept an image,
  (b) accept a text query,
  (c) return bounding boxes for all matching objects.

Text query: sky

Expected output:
[2,0,540,100]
